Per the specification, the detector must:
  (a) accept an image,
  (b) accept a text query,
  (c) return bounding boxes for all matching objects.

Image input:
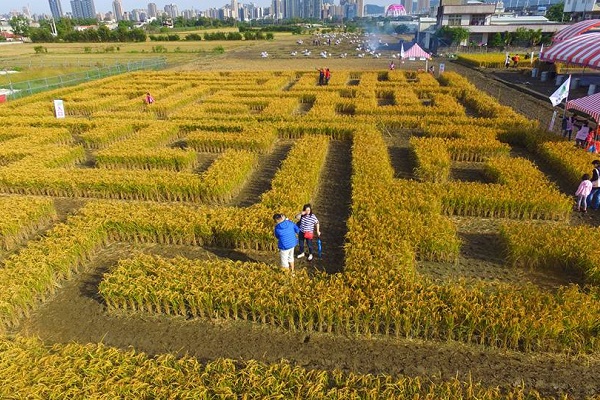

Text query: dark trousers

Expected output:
[299,232,314,254]
[587,187,600,209]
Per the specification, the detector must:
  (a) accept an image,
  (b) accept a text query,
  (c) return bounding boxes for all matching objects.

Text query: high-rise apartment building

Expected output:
[400,0,412,14]
[231,0,239,19]
[271,0,283,19]
[112,0,123,21]
[356,0,364,16]
[303,0,322,19]
[147,3,158,17]
[48,0,64,19]
[283,0,301,19]
[71,0,96,19]
[416,0,430,14]
[164,3,179,18]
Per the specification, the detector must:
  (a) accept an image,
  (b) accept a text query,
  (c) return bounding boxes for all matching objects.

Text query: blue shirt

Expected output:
[274,219,299,250]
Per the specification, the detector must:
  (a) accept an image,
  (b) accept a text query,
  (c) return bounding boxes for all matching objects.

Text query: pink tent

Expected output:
[553,19,600,43]
[402,43,431,60]
[566,92,600,125]
[540,33,600,69]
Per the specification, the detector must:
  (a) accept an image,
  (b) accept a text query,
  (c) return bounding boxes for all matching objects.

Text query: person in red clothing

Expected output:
[324,68,331,85]
[511,54,520,67]
[585,130,595,150]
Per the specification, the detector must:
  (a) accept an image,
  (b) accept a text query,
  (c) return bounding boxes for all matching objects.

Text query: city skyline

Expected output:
[4,0,393,16]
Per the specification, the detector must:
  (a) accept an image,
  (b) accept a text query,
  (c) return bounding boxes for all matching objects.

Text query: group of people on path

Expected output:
[562,116,599,151]
[273,204,321,274]
[504,54,520,68]
[317,68,331,86]
[575,160,600,212]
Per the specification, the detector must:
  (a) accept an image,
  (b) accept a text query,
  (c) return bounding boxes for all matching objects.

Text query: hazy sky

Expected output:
[6,0,391,15]
[8,1,244,15]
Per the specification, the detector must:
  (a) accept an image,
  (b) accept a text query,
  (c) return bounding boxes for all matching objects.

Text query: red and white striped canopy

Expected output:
[540,33,600,69]
[553,19,600,43]
[402,43,431,60]
[566,92,600,124]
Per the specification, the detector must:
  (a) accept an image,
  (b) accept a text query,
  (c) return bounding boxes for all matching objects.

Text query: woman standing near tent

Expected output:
[575,123,590,148]
[562,116,573,140]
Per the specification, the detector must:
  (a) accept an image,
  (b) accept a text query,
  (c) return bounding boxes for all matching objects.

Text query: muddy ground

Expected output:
[11,60,600,398]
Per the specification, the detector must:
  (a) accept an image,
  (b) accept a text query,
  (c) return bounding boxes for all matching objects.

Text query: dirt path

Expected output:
[381,118,584,288]
[15,241,600,399]
[311,140,352,274]
[230,139,293,207]
[448,62,600,228]
[10,64,600,399]
[383,128,416,180]
[446,63,557,130]
[451,161,489,183]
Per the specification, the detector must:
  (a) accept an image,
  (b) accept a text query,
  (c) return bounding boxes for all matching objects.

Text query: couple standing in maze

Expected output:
[273,204,321,274]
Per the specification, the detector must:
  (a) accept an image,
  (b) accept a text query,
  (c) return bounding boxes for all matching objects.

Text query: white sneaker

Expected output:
[297,253,305,259]
[308,254,313,261]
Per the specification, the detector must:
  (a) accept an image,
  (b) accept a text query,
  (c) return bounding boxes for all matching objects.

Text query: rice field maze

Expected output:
[0,69,599,398]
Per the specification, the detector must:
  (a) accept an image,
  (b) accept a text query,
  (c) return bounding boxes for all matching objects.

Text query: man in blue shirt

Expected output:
[273,214,299,274]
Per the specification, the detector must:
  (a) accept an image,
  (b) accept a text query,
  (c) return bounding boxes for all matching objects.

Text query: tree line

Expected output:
[149,31,274,41]
[10,17,146,43]
[10,16,289,43]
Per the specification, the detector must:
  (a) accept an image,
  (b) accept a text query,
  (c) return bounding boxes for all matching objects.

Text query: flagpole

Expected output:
[549,74,571,132]
[563,74,572,124]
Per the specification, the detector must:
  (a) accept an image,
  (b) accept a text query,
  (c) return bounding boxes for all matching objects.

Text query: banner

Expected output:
[549,75,571,107]
[439,63,445,74]
[548,110,558,131]
[53,99,65,119]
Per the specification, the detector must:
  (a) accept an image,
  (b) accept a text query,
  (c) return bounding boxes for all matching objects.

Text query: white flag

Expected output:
[549,75,571,107]
[400,43,405,59]
[539,43,544,57]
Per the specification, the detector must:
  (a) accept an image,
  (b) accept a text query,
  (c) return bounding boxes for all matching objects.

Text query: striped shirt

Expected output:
[299,214,319,233]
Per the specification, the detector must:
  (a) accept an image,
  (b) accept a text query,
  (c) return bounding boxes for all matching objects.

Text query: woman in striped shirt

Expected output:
[296,203,321,261]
